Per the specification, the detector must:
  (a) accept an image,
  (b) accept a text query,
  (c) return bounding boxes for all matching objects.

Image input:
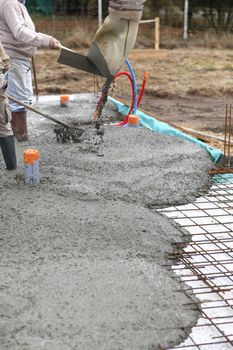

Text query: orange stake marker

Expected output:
[23,149,40,185]
[60,95,69,107]
[128,114,139,127]
[23,149,39,164]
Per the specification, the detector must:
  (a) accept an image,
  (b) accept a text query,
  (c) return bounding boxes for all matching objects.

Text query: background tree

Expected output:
[187,0,233,32]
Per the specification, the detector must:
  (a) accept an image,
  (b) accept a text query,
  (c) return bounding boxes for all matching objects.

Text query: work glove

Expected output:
[87,0,146,79]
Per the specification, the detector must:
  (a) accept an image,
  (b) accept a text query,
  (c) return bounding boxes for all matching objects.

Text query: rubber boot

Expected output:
[11,111,29,142]
[0,135,17,170]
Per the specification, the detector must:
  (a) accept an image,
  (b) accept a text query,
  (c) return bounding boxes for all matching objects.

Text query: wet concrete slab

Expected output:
[0,94,214,350]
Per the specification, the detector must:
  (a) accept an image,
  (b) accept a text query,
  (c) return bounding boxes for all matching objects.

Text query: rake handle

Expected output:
[7,95,70,129]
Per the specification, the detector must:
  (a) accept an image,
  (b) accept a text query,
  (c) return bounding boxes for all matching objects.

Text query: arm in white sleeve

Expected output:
[2,1,51,48]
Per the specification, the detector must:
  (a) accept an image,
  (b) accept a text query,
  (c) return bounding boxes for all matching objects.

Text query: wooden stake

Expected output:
[155,17,160,50]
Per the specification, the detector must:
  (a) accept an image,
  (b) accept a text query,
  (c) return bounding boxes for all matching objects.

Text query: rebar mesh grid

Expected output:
[158,175,233,350]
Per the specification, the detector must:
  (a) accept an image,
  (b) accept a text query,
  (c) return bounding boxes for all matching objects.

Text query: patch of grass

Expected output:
[198,62,217,71]
[158,28,233,50]
[222,64,233,71]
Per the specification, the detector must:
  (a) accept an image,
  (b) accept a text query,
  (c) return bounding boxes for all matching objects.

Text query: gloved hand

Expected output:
[87,0,146,79]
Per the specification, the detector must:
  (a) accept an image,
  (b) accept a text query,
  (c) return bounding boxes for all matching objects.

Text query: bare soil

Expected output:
[34,48,232,151]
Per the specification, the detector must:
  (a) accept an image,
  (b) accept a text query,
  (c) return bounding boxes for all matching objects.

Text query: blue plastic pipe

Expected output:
[125,59,138,114]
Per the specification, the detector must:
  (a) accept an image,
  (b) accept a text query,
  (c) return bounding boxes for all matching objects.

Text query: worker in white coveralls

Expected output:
[0,42,16,170]
[0,0,61,142]
[88,0,146,78]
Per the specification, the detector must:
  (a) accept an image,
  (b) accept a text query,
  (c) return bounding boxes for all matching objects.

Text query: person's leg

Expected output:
[6,58,32,141]
[0,135,17,170]
[0,73,17,170]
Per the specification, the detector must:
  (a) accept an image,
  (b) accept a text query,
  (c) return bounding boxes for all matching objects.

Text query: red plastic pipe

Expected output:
[94,71,148,127]
[115,71,148,126]
[114,71,135,126]
[137,72,148,108]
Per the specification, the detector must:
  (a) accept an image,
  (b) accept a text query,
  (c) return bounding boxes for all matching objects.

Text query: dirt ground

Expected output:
[34,47,233,146]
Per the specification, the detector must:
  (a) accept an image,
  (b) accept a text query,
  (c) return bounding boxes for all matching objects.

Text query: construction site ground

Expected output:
[0,93,212,349]
[0,47,231,349]
[35,47,233,150]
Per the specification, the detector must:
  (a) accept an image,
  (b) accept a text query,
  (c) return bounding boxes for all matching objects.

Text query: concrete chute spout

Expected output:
[58,1,146,79]
[87,0,146,78]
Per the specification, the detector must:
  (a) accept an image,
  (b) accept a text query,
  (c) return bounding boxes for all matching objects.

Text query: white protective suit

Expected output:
[88,0,146,78]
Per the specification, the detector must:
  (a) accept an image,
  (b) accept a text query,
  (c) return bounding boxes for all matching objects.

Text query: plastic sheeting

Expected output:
[213,174,233,183]
[109,96,222,163]
[27,0,55,14]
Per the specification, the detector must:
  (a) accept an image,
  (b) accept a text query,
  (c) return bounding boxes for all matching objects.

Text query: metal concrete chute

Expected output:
[57,46,109,78]
[58,0,146,79]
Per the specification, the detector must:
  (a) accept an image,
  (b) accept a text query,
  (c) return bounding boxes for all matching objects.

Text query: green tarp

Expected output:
[27,0,55,14]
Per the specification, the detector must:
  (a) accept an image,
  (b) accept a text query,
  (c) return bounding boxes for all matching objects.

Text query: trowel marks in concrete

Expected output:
[0,96,213,349]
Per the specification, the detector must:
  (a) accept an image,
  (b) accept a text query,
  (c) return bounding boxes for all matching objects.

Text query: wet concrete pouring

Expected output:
[0,93,214,350]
